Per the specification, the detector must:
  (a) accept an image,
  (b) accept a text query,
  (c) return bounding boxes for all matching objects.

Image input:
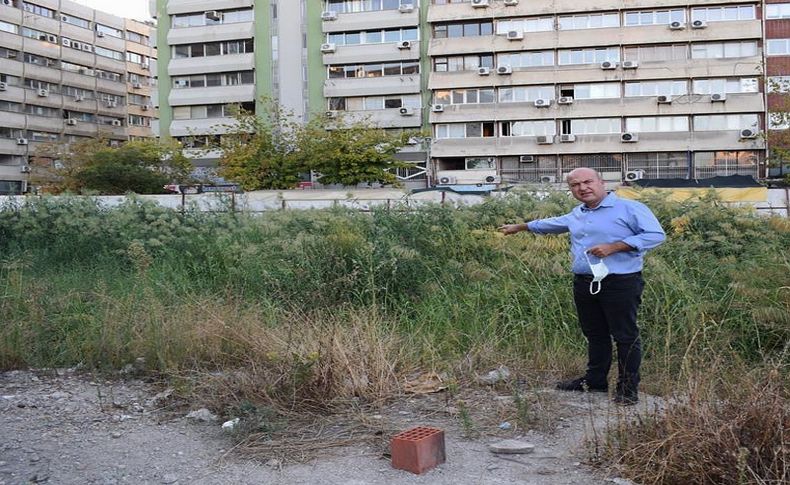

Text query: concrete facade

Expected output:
[0,0,157,194]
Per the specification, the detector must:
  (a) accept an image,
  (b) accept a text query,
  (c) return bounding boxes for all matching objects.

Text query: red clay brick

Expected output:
[390,426,446,475]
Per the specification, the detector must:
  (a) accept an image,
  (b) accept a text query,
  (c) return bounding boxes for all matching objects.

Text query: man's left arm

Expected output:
[587,203,666,258]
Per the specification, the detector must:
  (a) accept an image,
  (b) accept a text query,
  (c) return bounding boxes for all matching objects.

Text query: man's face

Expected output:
[567,170,606,207]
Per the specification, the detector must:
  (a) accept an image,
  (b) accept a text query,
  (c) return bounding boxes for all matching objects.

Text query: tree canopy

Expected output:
[216,99,420,190]
[31,137,193,195]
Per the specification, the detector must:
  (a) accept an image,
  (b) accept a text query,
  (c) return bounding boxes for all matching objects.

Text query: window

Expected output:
[625,116,689,132]
[498,51,554,69]
[692,78,758,94]
[63,85,95,99]
[434,21,493,38]
[767,39,790,56]
[498,85,555,103]
[61,14,90,29]
[28,131,59,142]
[23,78,58,93]
[500,120,556,137]
[694,151,759,178]
[435,123,495,139]
[126,52,147,64]
[23,2,55,18]
[173,40,253,58]
[624,9,685,26]
[66,110,96,122]
[767,3,790,19]
[24,104,60,117]
[98,92,125,105]
[0,47,18,59]
[96,24,123,39]
[434,88,495,104]
[61,61,93,76]
[22,27,58,44]
[623,44,688,62]
[127,31,150,45]
[624,80,687,97]
[497,17,554,34]
[691,42,758,59]
[568,118,621,134]
[558,47,619,65]
[0,127,24,139]
[693,114,759,131]
[561,83,620,99]
[769,112,790,130]
[95,46,124,61]
[329,27,418,45]
[465,157,495,170]
[0,21,18,34]
[96,69,123,82]
[768,76,790,93]
[0,101,22,113]
[128,115,150,127]
[434,54,494,72]
[327,0,409,13]
[558,13,619,30]
[626,152,688,179]
[691,5,755,23]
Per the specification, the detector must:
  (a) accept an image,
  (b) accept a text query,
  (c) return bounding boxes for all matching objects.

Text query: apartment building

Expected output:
[153,0,325,180]
[765,0,790,176]
[427,0,767,185]
[0,0,157,194]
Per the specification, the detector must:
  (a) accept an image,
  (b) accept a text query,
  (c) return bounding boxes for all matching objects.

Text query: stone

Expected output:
[498,421,512,430]
[478,366,511,385]
[110,431,122,439]
[161,473,179,484]
[221,418,240,431]
[185,408,217,422]
[488,439,536,454]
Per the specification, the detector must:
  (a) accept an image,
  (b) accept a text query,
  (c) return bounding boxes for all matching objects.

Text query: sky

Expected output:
[72,0,154,22]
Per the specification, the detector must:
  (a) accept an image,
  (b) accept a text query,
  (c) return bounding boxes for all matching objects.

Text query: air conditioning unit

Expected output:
[20,165,31,173]
[96,31,104,37]
[16,138,28,145]
[557,96,573,105]
[397,40,412,50]
[132,82,142,89]
[142,104,150,111]
[711,93,726,102]
[600,61,617,70]
[62,38,71,47]
[691,20,707,29]
[399,107,414,116]
[625,170,644,182]
[321,11,337,21]
[111,119,122,126]
[507,30,523,40]
[519,155,535,163]
[74,95,83,102]
[533,98,550,108]
[471,0,489,7]
[81,44,92,52]
[739,128,757,139]
[140,62,149,70]
[438,175,457,185]
[205,10,222,21]
[78,68,86,74]
[106,101,117,108]
[559,134,576,143]
[657,95,672,104]
[66,119,77,126]
[325,110,338,118]
[504,0,519,5]
[621,132,638,143]
[669,21,685,30]
[47,35,57,43]
[431,104,444,113]
[2,0,12,5]
[497,65,512,75]
[485,175,501,184]
[38,88,49,97]
[477,67,490,76]
[0,82,6,91]
[540,175,556,183]
[536,135,553,144]
[398,4,414,13]
[622,61,639,69]
[320,43,336,53]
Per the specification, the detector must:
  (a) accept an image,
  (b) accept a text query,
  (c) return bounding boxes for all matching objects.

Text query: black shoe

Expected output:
[613,392,639,406]
[556,377,608,393]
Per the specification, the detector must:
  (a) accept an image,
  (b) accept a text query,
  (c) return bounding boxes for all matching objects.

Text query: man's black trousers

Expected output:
[572,272,644,395]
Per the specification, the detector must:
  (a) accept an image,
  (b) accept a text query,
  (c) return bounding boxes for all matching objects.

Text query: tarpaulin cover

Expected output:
[618,175,767,202]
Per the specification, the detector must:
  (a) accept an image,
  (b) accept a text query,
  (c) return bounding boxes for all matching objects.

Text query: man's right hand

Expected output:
[498,223,526,235]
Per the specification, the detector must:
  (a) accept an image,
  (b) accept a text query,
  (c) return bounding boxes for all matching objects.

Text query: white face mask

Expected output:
[585,251,609,295]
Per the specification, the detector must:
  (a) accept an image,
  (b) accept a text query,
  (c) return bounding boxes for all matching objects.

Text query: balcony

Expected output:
[168,22,255,45]
[170,118,242,137]
[329,109,423,129]
[322,8,419,33]
[323,42,420,65]
[166,0,253,16]
[168,53,254,76]
[0,138,28,157]
[168,85,256,106]
[324,74,421,98]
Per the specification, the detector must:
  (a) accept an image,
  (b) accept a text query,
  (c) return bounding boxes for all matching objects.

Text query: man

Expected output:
[499,168,665,405]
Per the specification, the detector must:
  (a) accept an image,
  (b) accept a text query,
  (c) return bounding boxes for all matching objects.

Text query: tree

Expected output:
[31,137,192,194]
[217,98,419,190]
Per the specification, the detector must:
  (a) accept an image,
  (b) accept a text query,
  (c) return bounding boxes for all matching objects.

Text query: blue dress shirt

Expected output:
[526,192,666,275]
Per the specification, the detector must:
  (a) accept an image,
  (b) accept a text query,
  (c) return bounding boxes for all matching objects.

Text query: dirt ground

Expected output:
[0,368,648,484]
